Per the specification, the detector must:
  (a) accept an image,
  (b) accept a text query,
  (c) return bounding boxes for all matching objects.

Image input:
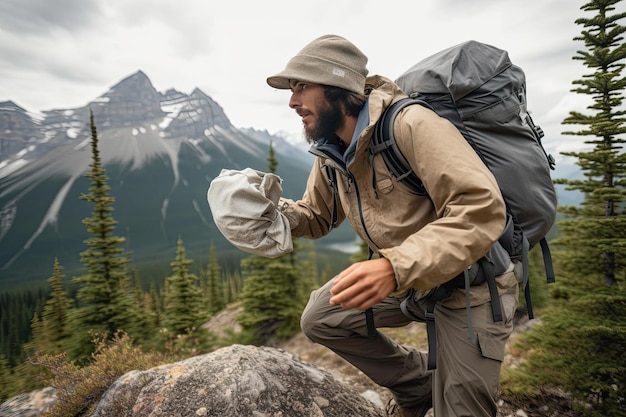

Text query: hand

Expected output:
[329,258,397,310]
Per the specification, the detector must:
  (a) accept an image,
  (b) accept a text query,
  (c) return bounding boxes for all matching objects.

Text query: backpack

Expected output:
[369,40,558,369]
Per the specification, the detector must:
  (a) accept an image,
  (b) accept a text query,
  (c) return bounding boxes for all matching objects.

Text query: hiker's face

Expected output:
[289,80,344,144]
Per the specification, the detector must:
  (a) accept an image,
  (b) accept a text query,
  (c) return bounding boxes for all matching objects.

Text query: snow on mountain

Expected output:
[0,71,320,286]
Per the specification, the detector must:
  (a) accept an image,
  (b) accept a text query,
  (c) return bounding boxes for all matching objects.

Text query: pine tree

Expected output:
[0,354,11,402]
[506,3,626,415]
[163,239,205,335]
[351,239,371,263]
[224,270,243,304]
[26,258,72,355]
[147,281,163,329]
[70,111,140,359]
[554,0,626,288]
[206,244,225,315]
[238,252,305,343]
[267,141,278,174]
[303,241,322,289]
[161,239,213,355]
[0,291,48,369]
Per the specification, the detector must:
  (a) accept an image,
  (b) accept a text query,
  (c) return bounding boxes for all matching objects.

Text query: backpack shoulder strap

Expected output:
[372,98,432,195]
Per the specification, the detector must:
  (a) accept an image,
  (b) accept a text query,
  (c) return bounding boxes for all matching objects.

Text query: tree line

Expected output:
[0,110,335,403]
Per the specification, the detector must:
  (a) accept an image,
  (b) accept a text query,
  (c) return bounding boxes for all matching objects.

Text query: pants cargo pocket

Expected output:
[476,332,505,362]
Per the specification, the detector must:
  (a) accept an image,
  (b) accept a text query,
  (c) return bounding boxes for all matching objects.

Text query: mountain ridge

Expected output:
[0,71,350,289]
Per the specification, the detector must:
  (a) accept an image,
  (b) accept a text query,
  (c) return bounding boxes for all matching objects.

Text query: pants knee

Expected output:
[300,308,313,337]
[439,379,497,416]
[300,305,324,342]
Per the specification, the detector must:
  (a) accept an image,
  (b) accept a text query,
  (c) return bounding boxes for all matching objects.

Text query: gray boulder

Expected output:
[0,387,57,417]
[89,344,385,417]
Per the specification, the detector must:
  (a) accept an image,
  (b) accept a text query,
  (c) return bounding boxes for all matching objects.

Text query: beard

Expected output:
[303,99,345,145]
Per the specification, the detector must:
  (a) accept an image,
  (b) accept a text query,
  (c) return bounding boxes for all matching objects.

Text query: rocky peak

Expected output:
[0,100,25,112]
[160,87,187,102]
[0,71,238,155]
[189,88,231,128]
[89,70,165,128]
[105,70,160,101]
[161,87,231,139]
[0,101,43,157]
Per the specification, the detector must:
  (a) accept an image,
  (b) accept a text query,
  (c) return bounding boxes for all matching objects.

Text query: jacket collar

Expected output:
[343,100,371,167]
[309,134,347,169]
[308,99,371,171]
[308,75,405,168]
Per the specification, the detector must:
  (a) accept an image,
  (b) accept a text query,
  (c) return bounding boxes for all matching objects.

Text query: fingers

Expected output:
[330,275,382,310]
[329,259,396,310]
[330,263,361,294]
[332,289,385,310]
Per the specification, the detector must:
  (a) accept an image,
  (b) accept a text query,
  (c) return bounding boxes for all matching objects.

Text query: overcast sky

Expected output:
[0,0,604,164]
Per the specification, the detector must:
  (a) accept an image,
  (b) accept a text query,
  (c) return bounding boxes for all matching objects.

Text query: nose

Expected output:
[289,92,300,109]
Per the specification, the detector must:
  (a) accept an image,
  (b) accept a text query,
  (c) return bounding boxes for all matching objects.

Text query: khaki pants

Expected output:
[301,277,518,417]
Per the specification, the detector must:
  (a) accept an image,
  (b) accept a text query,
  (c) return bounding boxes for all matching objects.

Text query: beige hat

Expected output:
[267,34,369,94]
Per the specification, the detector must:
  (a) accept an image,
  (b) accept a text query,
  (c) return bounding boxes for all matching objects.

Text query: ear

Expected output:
[341,102,351,117]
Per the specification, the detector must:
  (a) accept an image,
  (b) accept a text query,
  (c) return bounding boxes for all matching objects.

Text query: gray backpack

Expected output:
[370,40,558,368]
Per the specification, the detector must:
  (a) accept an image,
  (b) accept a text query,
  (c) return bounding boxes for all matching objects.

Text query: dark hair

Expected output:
[323,86,367,117]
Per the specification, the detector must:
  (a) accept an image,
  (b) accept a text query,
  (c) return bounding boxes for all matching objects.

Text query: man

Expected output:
[266,35,520,417]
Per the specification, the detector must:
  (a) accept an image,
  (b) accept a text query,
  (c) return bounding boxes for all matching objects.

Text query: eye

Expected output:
[289,81,308,93]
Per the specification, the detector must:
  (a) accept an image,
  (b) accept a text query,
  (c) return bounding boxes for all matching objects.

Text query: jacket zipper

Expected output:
[309,147,381,251]
[351,173,381,251]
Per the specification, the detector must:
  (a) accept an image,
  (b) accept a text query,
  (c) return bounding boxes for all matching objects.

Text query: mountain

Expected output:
[0,71,353,289]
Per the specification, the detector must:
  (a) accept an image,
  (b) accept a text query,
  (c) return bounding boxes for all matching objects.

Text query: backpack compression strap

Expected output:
[523,236,556,319]
[399,257,503,370]
[371,98,431,195]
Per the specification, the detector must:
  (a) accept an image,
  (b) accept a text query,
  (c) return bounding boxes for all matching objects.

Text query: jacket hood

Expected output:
[349,75,408,170]
[365,75,407,121]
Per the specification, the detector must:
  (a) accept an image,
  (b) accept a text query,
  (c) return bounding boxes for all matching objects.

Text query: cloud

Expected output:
[0,0,102,34]
[0,0,599,160]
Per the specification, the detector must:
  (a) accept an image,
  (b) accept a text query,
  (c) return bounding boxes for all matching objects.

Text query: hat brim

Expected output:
[266,54,366,94]
[266,56,334,90]
[266,69,336,90]
[266,72,292,90]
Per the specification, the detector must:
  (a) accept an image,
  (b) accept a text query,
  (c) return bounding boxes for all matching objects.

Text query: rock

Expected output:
[89,344,385,417]
[0,387,57,417]
[201,304,243,338]
[360,390,384,408]
[2,340,574,416]
[0,101,44,158]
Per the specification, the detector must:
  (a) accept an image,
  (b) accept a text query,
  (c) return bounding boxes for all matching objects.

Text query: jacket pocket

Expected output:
[372,153,395,194]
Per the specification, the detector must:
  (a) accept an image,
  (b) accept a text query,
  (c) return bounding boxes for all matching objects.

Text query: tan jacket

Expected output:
[280,75,515,306]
